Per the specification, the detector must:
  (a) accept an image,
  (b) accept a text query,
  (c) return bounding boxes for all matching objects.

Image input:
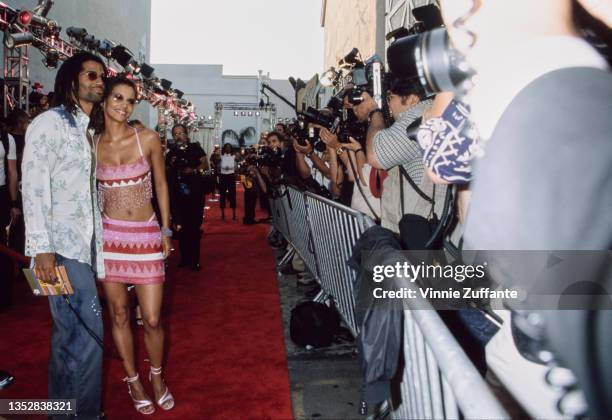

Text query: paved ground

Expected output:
[274,247,364,420]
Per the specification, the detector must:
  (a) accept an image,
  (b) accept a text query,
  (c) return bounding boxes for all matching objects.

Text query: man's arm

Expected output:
[309,153,332,179]
[293,140,314,179]
[22,115,59,282]
[366,111,386,169]
[369,102,431,170]
[7,135,20,219]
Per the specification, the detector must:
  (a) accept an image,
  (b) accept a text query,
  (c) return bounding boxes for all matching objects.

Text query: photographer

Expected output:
[293,138,332,185]
[166,123,209,271]
[349,78,434,231]
[239,148,261,225]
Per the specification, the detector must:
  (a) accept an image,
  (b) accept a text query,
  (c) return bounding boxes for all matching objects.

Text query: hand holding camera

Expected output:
[320,128,341,150]
[293,139,313,155]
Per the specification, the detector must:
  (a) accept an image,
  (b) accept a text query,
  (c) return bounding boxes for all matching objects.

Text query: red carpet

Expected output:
[0,185,293,419]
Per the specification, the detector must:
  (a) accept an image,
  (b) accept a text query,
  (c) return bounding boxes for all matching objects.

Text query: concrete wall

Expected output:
[5,0,151,124]
[147,64,295,147]
[321,0,385,70]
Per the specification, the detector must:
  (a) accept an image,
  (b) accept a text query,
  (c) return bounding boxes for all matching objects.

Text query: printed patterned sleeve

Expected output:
[21,113,60,256]
[417,100,480,184]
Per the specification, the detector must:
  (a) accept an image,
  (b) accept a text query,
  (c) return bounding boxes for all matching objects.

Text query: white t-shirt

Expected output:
[219,154,235,174]
[0,133,17,186]
[351,163,382,221]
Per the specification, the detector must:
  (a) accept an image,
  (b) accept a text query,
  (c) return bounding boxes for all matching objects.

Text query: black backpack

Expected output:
[290,301,340,348]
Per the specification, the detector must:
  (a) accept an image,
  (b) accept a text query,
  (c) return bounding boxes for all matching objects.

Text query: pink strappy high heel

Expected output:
[123,374,155,415]
[149,366,175,411]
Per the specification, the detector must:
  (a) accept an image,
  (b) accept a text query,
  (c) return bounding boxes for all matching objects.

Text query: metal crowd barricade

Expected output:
[304,191,375,337]
[284,186,319,278]
[272,185,292,244]
[268,185,509,419]
[268,185,374,336]
[391,279,508,419]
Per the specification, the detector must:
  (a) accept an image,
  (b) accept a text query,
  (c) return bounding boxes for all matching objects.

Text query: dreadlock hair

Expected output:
[51,51,107,115]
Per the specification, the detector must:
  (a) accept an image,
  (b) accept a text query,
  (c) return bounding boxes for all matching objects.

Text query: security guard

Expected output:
[166,124,209,271]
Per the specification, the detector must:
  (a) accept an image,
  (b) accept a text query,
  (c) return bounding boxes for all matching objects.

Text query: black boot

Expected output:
[221,209,225,220]
[232,208,236,220]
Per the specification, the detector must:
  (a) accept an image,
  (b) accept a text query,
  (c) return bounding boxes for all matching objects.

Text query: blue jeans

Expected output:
[48,255,103,419]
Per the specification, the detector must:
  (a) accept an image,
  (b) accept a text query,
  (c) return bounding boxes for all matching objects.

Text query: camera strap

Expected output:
[398,165,434,205]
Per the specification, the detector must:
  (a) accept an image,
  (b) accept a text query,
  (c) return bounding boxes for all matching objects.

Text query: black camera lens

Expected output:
[387,28,475,95]
[313,139,326,153]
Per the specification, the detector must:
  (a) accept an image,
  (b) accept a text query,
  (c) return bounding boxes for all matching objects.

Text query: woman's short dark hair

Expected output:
[51,51,107,115]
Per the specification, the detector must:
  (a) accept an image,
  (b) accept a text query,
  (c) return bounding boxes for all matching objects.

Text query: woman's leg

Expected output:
[135,283,172,407]
[103,282,153,409]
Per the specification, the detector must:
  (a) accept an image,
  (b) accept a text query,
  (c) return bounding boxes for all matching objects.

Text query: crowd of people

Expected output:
[242,0,611,417]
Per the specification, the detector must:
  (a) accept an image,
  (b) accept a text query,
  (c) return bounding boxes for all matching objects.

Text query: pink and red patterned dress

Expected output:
[96,129,165,284]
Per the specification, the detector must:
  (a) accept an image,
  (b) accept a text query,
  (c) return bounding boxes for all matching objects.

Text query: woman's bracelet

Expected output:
[161,227,173,238]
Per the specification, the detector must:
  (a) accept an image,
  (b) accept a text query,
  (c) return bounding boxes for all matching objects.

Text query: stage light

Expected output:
[111,45,132,67]
[255,111,260,116]
[248,111,253,116]
[4,31,34,49]
[130,61,141,74]
[140,63,155,78]
[234,111,238,116]
[83,34,99,49]
[240,111,246,116]
[18,10,32,26]
[98,39,115,58]
[110,45,141,74]
[66,26,87,39]
[160,79,172,91]
[43,50,60,68]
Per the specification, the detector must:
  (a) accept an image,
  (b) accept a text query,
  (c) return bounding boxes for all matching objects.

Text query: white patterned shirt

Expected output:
[22,106,105,277]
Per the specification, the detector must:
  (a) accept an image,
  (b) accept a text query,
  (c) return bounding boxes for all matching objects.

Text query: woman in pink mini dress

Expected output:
[94,77,174,414]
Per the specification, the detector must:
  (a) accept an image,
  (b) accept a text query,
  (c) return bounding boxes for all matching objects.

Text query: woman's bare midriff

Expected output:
[104,203,155,222]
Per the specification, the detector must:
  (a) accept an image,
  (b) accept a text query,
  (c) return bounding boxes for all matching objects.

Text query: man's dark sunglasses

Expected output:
[81,71,107,82]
